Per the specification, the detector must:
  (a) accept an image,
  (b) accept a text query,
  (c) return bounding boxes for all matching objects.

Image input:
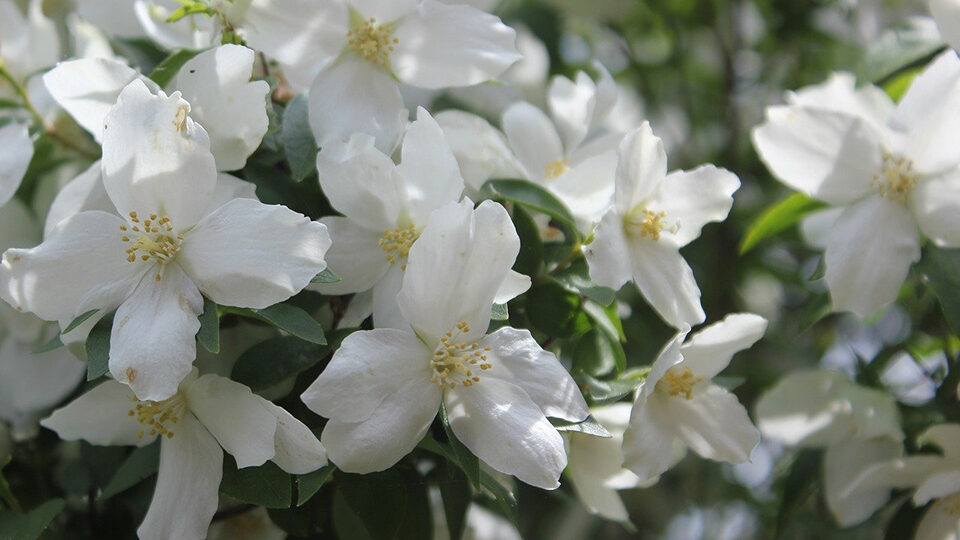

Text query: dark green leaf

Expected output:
[551,415,611,437]
[918,246,960,335]
[311,268,341,284]
[31,334,63,354]
[282,95,319,181]
[525,281,588,336]
[573,329,624,378]
[775,449,822,535]
[490,303,509,321]
[64,309,99,334]
[232,336,327,390]
[99,441,160,501]
[0,499,65,540]
[437,462,471,540]
[86,318,112,381]
[296,465,334,506]
[512,204,543,277]
[739,193,825,254]
[253,303,327,345]
[34,309,100,353]
[486,179,578,236]
[478,469,518,527]
[220,457,293,508]
[337,470,407,540]
[333,490,373,540]
[552,258,616,306]
[396,467,432,540]
[148,48,203,87]
[197,296,220,353]
[440,403,480,490]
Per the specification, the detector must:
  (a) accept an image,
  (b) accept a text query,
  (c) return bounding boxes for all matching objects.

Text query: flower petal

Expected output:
[183,374,278,468]
[308,60,407,154]
[914,503,960,540]
[321,375,440,473]
[622,389,682,481]
[0,333,84,417]
[799,207,844,250]
[653,165,739,247]
[40,380,148,446]
[824,195,920,317]
[628,240,705,330]
[391,0,520,89]
[933,0,960,52]
[1,210,146,322]
[892,51,960,174]
[915,470,960,506]
[110,264,203,402]
[397,107,465,222]
[0,123,33,207]
[909,170,960,247]
[614,123,667,215]
[548,65,616,153]
[479,327,588,421]
[257,399,327,474]
[207,173,257,210]
[301,328,430,423]
[138,413,222,540]
[501,101,564,182]
[370,263,406,330]
[43,161,114,238]
[493,271,531,304]
[101,79,218,227]
[178,198,330,309]
[583,210,632,291]
[824,438,903,527]
[788,72,894,130]
[663,384,760,464]
[549,150,618,228]
[919,425,960,460]
[434,110,524,192]
[446,378,566,489]
[350,0,417,22]
[680,313,767,381]
[310,217,389,295]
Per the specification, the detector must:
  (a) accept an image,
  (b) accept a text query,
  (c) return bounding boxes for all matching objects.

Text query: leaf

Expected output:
[807,256,826,282]
[396,467,432,540]
[64,309,99,334]
[311,268,341,284]
[917,246,960,335]
[85,318,112,381]
[572,329,623,378]
[486,179,579,236]
[551,415,612,437]
[296,465,334,506]
[33,309,100,354]
[739,193,825,254]
[282,95,319,181]
[336,470,407,540]
[31,334,63,355]
[333,490,373,540]
[511,204,543,277]
[490,303,509,321]
[525,281,588,336]
[775,449,822,535]
[253,304,327,345]
[99,441,160,501]
[148,48,203,87]
[219,456,293,508]
[883,66,923,101]
[436,462,471,540]
[552,258,616,306]
[583,298,626,344]
[582,374,644,404]
[197,296,220,353]
[0,499,65,540]
[440,403,480,490]
[165,3,217,23]
[232,336,328,390]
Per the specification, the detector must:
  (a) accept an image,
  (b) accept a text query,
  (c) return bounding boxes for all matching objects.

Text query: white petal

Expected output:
[101,80,218,227]
[42,58,155,142]
[301,328,431,423]
[652,165,739,247]
[308,60,407,154]
[257,399,327,474]
[446,378,566,489]
[76,0,146,38]
[133,1,214,50]
[933,0,960,52]
[799,207,844,250]
[321,375,441,473]
[0,0,59,82]
[178,198,330,309]
[824,438,903,527]
[0,123,32,207]
[391,1,520,89]
[910,170,960,247]
[501,101,564,182]
[680,313,767,380]
[309,217,389,295]
[614,123,667,215]
[493,271,531,304]
[915,503,960,540]
[0,334,84,416]
[370,263,407,330]
[548,65,616,152]
[751,105,881,205]
[207,173,257,211]
[915,470,960,506]
[349,0,417,21]
[642,332,687,399]
[40,380,148,446]
[628,240,705,330]
[892,51,960,173]
[434,110,524,191]
[479,327,588,421]
[622,389,682,481]
[663,384,760,464]
[549,150,618,228]
[824,195,920,317]
[788,72,894,130]
[583,210,632,291]
[138,413,222,540]
[397,107,465,221]
[1,211,146,322]
[398,200,519,344]
[110,264,203,402]
[43,161,113,239]
[174,45,271,171]
[920,425,960,460]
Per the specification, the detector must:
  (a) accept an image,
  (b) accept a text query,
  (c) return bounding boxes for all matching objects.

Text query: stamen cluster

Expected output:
[430,321,492,390]
[121,211,184,280]
[347,18,398,68]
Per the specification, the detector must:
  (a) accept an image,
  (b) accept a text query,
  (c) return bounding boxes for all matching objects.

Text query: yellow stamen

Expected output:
[430,321,492,390]
[378,224,419,269]
[120,212,183,278]
[624,207,675,241]
[873,150,919,203]
[544,159,569,180]
[128,393,185,440]
[659,367,703,400]
[347,17,398,68]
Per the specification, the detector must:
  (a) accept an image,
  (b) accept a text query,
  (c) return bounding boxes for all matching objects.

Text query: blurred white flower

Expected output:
[933,0,960,51]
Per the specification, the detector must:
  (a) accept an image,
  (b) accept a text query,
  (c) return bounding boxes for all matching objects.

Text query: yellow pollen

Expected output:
[659,367,703,400]
[173,105,189,132]
[544,159,569,180]
[625,207,674,241]
[430,321,492,390]
[128,394,185,440]
[347,17,398,67]
[378,225,419,268]
[121,211,183,276]
[873,150,918,203]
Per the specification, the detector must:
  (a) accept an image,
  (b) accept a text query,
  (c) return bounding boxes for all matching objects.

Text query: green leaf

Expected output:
[552,258,616,306]
[739,193,825,254]
[33,309,100,354]
[64,309,99,334]
[197,296,220,353]
[573,328,623,378]
[220,457,293,508]
[511,204,543,277]
[148,48,203,87]
[282,95,319,181]
[883,66,923,101]
[490,303,509,321]
[440,403,480,489]
[99,441,160,501]
[486,179,579,236]
[582,373,645,404]
[232,336,328,390]
[296,465,334,506]
[31,334,63,354]
[775,449,822,535]
[436,462,471,540]
[396,468,432,540]
[551,415,612,438]
[0,499,65,540]
[165,1,216,22]
[86,318,112,381]
[525,281,589,336]
[918,246,960,335]
[807,256,827,282]
[336,470,407,540]
[253,304,327,345]
[333,490,373,540]
[311,268,341,284]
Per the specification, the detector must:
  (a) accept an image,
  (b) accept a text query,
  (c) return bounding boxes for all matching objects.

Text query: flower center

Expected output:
[430,321,492,390]
[939,494,960,517]
[873,151,918,203]
[544,159,569,180]
[379,224,419,269]
[121,211,184,281]
[657,367,703,400]
[624,207,677,241]
[347,17,398,68]
[128,393,185,439]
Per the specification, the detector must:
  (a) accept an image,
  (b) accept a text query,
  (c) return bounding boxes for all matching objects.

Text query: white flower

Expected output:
[564,403,657,522]
[752,50,960,317]
[41,370,326,540]
[1,80,330,401]
[434,109,524,195]
[583,123,740,330]
[0,123,33,209]
[932,0,960,52]
[622,313,766,481]
[0,0,58,88]
[301,200,589,489]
